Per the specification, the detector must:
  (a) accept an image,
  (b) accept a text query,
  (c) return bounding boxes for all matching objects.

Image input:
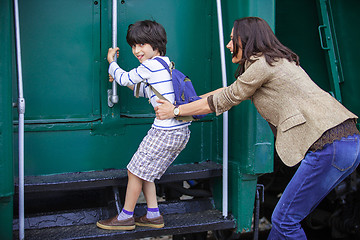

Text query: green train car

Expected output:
[1,0,359,239]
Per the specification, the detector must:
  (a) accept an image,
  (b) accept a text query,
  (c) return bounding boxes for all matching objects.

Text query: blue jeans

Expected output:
[268,134,360,240]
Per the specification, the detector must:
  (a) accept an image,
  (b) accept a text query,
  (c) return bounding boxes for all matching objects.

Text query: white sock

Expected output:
[146,207,160,219]
[117,208,133,221]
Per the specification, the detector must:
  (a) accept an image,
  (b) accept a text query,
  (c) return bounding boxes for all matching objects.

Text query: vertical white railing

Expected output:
[216,0,229,217]
[108,0,119,107]
[14,0,25,238]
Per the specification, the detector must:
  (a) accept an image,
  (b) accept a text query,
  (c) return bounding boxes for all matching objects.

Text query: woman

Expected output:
[155,17,360,239]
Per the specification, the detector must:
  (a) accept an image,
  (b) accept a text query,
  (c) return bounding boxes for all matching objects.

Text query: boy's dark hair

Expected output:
[233,17,299,78]
[126,20,167,56]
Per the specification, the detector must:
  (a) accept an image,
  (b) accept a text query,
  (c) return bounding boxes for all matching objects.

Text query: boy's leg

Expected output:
[143,180,158,208]
[135,180,164,228]
[117,170,143,220]
[143,181,161,218]
[123,170,144,212]
[96,170,143,230]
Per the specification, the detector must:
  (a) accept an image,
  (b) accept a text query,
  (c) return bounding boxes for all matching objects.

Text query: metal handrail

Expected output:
[108,0,119,107]
[14,0,25,239]
[216,0,229,218]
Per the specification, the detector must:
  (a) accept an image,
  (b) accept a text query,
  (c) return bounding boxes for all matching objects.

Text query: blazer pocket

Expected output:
[279,113,306,132]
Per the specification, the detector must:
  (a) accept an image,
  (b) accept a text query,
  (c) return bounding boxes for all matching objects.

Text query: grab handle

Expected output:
[318,25,330,50]
[108,0,119,107]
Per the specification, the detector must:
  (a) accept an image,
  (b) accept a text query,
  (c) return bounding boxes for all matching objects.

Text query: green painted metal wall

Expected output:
[1,0,14,239]
[326,0,360,120]
[12,0,223,176]
[8,0,275,235]
[276,0,360,126]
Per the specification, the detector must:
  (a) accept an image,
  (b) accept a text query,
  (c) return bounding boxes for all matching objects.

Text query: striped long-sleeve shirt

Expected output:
[108,56,191,130]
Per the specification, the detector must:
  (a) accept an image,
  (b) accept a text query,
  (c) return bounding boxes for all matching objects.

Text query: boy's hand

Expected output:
[107,47,120,63]
[109,74,114,82]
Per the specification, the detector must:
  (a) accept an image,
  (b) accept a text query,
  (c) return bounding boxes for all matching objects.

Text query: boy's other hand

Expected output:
[107,47,120,63]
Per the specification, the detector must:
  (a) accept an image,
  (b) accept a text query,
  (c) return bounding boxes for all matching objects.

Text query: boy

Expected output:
[96,20,191,230]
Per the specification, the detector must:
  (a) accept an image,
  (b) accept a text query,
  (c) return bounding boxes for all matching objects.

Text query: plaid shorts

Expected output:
[127,126,190,182]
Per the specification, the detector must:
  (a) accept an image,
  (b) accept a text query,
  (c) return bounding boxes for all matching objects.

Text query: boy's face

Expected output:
[132,43,160,63]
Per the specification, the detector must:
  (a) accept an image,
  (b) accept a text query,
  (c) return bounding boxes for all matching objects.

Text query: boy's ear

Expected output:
[154,48,161,55]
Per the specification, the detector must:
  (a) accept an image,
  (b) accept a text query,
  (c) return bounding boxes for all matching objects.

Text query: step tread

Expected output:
[13,198,216,230]
[15,161,222,193]
[13,210,235,240]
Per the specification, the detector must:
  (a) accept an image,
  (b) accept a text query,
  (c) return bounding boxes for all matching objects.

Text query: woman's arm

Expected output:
[154,87,225,119]
[199,87,226,98]
[155,56,274,120]
[155,97,213,120]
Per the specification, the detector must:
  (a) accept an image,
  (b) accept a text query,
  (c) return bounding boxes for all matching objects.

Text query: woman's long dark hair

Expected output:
[232,17,299,78]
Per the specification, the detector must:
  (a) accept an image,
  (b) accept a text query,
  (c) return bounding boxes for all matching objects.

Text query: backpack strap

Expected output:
[146,82,168,102]
[135,83,141,98]
[152,58,172,102]
[151,57,195,122]
[146,82,194,122]
[134,80,168,101]
[154,57,171,74]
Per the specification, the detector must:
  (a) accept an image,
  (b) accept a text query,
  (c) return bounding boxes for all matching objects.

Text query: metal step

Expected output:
[13,198,236,240]
[13,210,235,240]
[13,198,217,231]
[13,161,233,238]
[14,161,222,193]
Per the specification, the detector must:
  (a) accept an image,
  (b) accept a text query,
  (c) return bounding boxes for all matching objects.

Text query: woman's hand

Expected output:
[107,47,119,63]
[154,99,175,120]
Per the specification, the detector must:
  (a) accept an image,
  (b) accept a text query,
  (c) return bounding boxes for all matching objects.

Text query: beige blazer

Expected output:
[212,55,357,166]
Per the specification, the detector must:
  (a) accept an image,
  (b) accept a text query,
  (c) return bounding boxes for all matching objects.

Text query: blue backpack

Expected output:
[137,57,206,121]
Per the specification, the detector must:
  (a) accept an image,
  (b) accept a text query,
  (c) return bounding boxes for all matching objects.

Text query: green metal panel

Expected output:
[13,121,217,175]
[326,0,360,122]
[316,0,343,102]
[229,103,273,174]
[0,0,14,199]
[102,0,216,116]
[212,162,258,233]
[0,0,14,239]
[14,0,101,123]
[229,164,258,233]
[276,0,360,127]
[14,0,223,176]
[0,197,13,240]
[275,0,330,92]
